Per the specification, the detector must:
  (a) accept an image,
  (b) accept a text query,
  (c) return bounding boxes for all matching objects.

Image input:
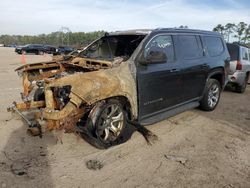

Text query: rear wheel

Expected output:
[200,79,221,111]
[235,75,248,93]
[84,99,127,148]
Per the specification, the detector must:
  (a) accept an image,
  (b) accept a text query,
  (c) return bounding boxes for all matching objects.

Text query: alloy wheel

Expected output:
[208,84,219,108]
[96,104,124,143]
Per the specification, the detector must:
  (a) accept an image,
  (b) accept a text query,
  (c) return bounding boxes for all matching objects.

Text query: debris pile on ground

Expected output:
[85,160,103,170]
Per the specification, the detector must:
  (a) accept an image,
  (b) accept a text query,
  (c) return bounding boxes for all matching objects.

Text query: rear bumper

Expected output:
[228,71,246,86]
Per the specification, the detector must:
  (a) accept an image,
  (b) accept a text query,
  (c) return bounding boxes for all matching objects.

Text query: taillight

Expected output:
[236,60,242,70]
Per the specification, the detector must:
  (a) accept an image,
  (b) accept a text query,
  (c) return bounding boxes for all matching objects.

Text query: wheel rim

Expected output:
[208,84,219,108]
[242,78,247,89]
[96,104,124,143]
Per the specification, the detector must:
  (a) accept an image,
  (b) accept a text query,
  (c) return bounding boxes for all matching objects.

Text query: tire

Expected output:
[200,79,221,111]
[235,75,248,93]
[35,50,40,55]
[34,88,45,101]
[83,99,127,149]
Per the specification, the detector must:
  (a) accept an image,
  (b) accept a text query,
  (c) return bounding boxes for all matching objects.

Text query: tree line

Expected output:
[0,31,106,48]
[213,22,250,46]
[0,22,249,48]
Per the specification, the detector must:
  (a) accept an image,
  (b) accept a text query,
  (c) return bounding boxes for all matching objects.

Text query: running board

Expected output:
[140,101,200,125]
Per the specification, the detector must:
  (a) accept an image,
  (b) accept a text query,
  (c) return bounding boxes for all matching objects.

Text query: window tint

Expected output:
[242,48,249,60]
[145,35,174,62]
[226,44,239,61]
[178,35,203,59]
[204,36,224,56]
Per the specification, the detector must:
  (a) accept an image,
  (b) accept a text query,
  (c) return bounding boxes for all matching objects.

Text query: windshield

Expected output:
[79,35,145,61]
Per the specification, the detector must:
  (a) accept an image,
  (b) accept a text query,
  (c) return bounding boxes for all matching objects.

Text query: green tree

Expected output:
[213,24,225,35]
[242,25,250,44]
[234,22,248,43]
[224,23,236,42]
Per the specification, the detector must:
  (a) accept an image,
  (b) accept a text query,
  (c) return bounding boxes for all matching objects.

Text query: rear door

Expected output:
[174,34,207,101]
[137,34,184,120]
[240,47,250,71]
[226,43,239,74]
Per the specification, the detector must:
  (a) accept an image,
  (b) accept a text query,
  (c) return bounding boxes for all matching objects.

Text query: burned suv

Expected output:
[8,28,230,148]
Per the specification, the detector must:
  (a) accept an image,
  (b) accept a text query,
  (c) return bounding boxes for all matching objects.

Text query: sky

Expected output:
[0,0,249,35]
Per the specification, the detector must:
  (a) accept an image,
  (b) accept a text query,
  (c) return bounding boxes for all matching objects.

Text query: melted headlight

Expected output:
[53,85,71,109]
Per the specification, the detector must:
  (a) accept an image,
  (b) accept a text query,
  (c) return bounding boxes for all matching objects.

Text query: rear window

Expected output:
[33,45,42,48]
[227,44,239,61]
[204,36,224,57]
[242,48,249,60]
[178,35,203,59]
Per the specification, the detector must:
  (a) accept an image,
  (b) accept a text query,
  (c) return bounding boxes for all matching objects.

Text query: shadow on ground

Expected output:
[0,123,54,188]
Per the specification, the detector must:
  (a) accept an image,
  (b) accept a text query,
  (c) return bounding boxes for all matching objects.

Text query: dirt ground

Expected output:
[0,47,249,188]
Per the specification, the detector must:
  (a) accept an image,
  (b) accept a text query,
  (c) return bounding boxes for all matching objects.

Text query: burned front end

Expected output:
[7,57,116,135]
[7,32,146,139]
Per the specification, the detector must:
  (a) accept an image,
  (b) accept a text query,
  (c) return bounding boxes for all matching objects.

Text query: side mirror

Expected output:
[145,50,167,64]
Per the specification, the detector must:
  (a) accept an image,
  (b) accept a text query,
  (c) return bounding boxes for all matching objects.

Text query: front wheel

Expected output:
[200,79,221,111]
[84,99,127,149]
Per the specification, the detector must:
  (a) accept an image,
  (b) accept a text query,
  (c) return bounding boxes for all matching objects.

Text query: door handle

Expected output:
[202,64,209,69]
[170,69,180,73]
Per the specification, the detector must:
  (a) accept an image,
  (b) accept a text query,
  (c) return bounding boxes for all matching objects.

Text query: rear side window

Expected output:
[242,48,249,60]
[145,35,174,62]
[227,44,239,61]
[178,35,203,59]
[204,36,224,57]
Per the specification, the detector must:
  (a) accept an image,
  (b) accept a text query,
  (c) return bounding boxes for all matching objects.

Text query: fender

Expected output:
[46,62,138,120]
[200,67,225,99]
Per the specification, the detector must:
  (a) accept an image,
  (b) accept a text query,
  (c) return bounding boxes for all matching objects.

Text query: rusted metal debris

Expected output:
[8,55,137,135]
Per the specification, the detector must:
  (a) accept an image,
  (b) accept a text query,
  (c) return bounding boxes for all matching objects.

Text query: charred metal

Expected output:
[8,32,146,141]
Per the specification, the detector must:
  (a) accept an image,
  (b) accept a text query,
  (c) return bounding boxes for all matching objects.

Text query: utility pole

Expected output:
[59,26,71,46]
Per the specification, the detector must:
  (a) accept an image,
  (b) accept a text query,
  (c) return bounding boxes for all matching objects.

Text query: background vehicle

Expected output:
[44,45,57,54]
[5,44,16,48]
[15,44,46,55]
[226,43,250,93]
[53,46,74,55]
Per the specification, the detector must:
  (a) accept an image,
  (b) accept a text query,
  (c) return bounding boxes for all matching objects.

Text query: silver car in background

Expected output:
[227,43,250,93]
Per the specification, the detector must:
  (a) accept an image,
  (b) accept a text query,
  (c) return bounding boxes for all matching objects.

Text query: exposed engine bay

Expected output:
[8,33,145,144]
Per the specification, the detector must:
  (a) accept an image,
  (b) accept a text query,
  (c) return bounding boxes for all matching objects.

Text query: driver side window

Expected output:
[144,35,174,62]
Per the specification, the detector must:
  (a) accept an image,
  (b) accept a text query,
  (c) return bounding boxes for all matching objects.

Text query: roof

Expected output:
[154,28,221,35]
[109,28,220,36]
[227,42,250,49]
[109,29,152,35]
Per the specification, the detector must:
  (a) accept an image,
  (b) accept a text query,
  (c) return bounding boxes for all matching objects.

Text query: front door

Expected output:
[137,34,184,121]
[175,35,207,101]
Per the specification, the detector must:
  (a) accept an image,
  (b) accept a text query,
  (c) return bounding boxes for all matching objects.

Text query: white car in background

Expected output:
[227,43,250,93]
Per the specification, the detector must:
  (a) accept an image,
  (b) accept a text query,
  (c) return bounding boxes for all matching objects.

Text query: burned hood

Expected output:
[45,62,138,118]
[45,68,120,103]
[15,57,114,72]
[15,61,61,72]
